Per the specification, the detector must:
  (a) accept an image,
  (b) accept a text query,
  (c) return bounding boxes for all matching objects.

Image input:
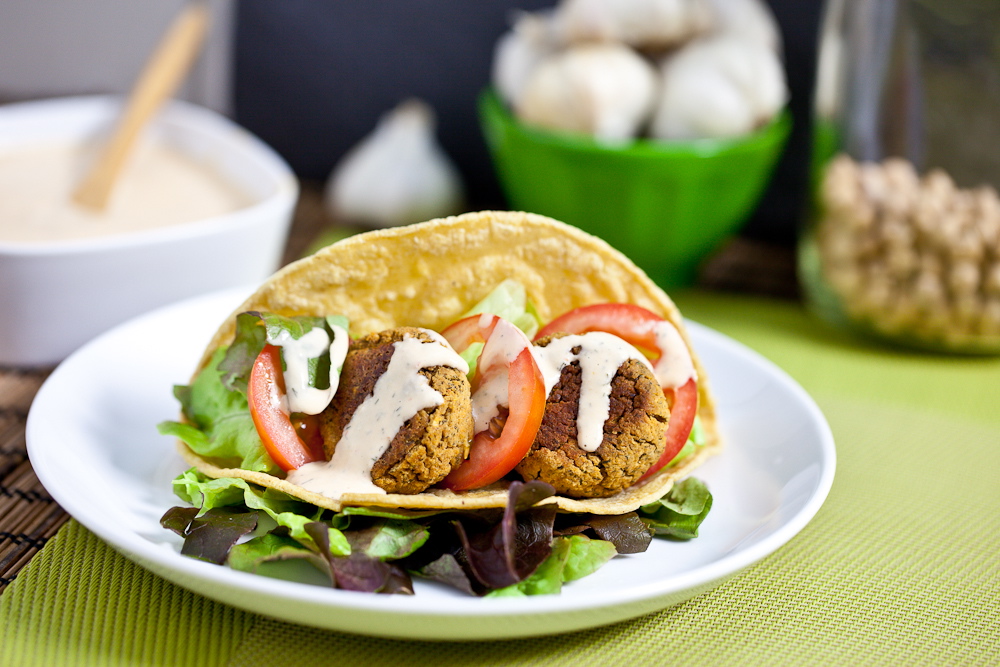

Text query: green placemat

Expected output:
[3,293,999,666]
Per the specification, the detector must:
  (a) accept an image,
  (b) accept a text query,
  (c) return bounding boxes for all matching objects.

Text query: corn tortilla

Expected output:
[180,210,722,514]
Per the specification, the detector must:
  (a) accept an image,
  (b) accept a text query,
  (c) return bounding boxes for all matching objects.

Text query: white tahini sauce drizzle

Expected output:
[286,330,469,498]
[531,332,652,453]
[267,323,350,415]
[649,320,697,389]
[471,313,531,433]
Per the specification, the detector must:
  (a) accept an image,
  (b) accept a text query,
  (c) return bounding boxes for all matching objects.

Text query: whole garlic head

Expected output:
[492,11,563,108]
[324,99,464,228]
[706,0,782,53]
[650,35,787,140]
[557,0,714,50]
[516,43,658,142]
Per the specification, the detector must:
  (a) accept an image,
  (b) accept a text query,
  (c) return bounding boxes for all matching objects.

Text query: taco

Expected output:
[160,211,721,594]
[171,210,719,509]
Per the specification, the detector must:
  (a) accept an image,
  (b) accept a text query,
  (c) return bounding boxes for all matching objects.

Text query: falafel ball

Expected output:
[515,334,669,498]
[319,327,473,494]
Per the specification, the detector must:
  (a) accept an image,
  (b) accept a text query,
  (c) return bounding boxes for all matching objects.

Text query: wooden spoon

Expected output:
[72,2,210,211]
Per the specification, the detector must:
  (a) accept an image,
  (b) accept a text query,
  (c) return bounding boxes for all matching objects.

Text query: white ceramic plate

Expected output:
[27,287,835,641]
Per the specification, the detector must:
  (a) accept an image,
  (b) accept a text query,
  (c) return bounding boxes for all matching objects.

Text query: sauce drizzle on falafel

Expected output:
[531,332,653,452]
[287,330,469,497]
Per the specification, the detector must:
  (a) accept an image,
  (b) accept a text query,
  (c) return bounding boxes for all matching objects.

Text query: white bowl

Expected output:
[0,95,298,366]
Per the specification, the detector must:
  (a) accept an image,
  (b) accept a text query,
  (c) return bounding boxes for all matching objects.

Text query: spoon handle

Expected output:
[73,2,210,211]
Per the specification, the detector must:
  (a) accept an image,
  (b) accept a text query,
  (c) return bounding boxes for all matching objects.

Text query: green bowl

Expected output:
[479,89,791,288]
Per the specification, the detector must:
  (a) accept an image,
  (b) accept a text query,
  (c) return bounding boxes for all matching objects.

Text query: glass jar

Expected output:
[800,0,1000,353]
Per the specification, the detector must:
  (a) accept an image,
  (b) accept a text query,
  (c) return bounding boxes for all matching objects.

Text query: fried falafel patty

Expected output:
[319,327,473,494]
[515,334,669,498]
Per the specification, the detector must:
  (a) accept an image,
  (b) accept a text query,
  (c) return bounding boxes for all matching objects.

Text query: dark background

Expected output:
[233,0,824,247]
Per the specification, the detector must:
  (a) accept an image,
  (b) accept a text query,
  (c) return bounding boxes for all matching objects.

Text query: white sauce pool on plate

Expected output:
[0,139,253,243]
[532,332,652,452]
[287,330,469,498]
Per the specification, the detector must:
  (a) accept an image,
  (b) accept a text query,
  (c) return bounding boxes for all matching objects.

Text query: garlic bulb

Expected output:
[706,0,782,53]
[516,43,658,142]
[324,100,464,228]
[557,0,714,50]
[492,11,563,107]
[650,35,787,140]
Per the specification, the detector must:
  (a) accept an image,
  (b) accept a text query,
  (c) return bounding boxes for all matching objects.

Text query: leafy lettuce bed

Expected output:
[161,470,712,597]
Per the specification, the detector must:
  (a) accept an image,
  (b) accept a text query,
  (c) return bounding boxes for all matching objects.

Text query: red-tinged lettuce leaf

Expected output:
[218,312,269,394]
[409,553,478,596]
[554,512,653,554]
[585,513,652,553]
[160,506,199,537]
[454,480,557,591]
[398,520,485,593]
[487,535,617,597]
[379,564,416,596]
[638,477,713,540]
[305,522,414,594]
[173,507,258,564]
[510,480,557,512]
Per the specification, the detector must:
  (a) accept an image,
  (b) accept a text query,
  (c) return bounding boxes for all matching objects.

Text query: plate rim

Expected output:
[26,288,836,632]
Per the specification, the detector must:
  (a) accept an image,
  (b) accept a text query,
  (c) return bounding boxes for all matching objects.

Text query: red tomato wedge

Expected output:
[247,344,324,471]
[536,303,698,478]
[439,314,546,491]
[638,376,698,481]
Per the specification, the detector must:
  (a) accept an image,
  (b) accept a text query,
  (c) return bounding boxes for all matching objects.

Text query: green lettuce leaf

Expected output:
[458,342,486,378]
[344,519,430,560]
[305,522,414,594]
[159,311,351,476]
[486,535,617,597]
[453,279,541,377]
[158,348,278,474]
[229,532,329,576]
[638,477,713,540]
[172,469,349,555]
[667,416,706,468]
[335,505,449,522]
[460,278,542,339]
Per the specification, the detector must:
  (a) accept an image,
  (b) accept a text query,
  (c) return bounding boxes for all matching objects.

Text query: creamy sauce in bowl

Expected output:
[0,139,253,244]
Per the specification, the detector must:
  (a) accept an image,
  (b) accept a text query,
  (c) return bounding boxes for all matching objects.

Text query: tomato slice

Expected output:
[439,315,546,491]
[536,303,699,477]
[638,376,698,480]
[536,303,666,355]
[292,414,326,462]
[247,344,323,471]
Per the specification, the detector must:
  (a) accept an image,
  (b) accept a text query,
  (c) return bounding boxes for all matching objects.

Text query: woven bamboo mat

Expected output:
[0,369,64,592]
[0,185,797,593]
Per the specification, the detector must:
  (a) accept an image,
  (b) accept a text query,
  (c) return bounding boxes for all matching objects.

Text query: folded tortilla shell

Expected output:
[180,210,721,515]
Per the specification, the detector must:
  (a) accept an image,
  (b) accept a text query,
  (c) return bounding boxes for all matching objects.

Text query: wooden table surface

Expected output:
[0,185,797,592]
